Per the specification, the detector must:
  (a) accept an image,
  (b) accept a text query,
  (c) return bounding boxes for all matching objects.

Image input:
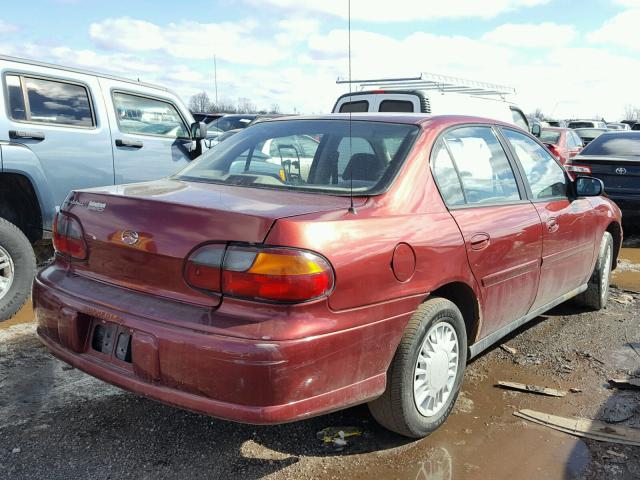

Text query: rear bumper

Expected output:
[33,269,414,424]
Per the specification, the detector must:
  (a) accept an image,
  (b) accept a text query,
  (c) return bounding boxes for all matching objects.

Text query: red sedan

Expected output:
[539,127,583,164]
[34,115,622,438]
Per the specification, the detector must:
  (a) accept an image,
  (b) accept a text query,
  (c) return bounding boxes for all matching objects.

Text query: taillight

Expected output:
[564,163,591,181]
[52,212,88,260]
[184,244,334,303]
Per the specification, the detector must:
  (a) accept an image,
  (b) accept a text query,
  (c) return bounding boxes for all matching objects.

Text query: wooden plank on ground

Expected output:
[514,409,640,446]
[497,381,566,397]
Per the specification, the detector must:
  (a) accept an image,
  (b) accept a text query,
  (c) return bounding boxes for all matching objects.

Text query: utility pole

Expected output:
[213,55,218,106]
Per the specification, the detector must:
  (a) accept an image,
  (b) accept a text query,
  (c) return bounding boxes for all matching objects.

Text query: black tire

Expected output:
[368,297,467,438]
[575,231,613,311]
[0,217,36,322]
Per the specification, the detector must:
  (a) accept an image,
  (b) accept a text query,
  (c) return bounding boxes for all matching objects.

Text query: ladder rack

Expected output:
[336,72,516,98]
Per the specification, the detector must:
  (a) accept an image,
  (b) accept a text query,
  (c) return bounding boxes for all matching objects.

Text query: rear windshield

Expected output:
[581,132,640,156]
[575,128,607,139]
[568,122,594,128]
[540,130,561,144]
[175,119,419,195]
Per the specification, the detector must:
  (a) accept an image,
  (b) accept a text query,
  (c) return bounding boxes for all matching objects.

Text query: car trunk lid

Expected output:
[570,156,640,195]
[62,179,358,307]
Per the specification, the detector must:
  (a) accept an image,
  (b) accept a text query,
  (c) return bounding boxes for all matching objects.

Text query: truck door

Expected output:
[0,67,114,215]
[99,78,195,184]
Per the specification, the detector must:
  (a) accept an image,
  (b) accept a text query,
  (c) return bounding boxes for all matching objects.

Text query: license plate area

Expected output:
[90,320,133,365]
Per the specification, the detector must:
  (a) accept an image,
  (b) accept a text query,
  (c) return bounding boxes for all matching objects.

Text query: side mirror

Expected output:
[191,121,207,141]
[531,124,541,137]
[575,176,604,197]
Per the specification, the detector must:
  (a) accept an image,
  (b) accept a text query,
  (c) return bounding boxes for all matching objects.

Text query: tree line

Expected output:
[189,91,281,115]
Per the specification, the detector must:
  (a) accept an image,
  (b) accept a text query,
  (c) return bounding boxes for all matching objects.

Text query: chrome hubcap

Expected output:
[414,321,459,417]
[0,246,14,300]
[601,243,612,300]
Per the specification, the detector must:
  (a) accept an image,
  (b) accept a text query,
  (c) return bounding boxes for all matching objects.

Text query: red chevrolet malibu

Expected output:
[34,115,622,438]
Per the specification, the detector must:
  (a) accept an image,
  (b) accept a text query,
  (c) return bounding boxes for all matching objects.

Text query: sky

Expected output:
[0,0,638,119]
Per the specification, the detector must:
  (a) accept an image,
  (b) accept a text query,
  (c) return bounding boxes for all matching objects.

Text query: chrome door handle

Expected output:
[470,233,490,251]
[115,139,143,149]
[9,130,45,140]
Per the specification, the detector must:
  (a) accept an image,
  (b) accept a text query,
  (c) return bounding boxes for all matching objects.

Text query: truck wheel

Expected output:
[575,231,613,310]
[368,297,467,438]
[0,217,36,322]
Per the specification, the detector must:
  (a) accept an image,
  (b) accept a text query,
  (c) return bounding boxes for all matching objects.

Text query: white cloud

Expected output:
[588,7,640,50]
[90,17,286,66]
[275,17,320,46]
[0,20,19,35]
[484,22,576,48]
[247,0,550,21]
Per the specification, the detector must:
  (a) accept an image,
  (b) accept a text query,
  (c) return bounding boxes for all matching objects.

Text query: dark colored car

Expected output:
[566,131,640,223]
[34,115,622,438]
[209,114,258,132]
[574,128,609,146]
[192,113,224,124]
[539,127,583,164]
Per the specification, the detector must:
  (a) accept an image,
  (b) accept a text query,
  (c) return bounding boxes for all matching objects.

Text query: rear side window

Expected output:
[113,92,189,138]
[379,100,414,113]
[431,141,465,206]
[442,126,521,205]
[339,100,369,113]
[540,130,561,144]
[502,128,567,200]
[5,74,94,127]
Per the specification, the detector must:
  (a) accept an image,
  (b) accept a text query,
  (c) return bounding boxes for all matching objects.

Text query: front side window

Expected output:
[6,74,93,127]
[511,108,529,131]
[113,92,188,138]
[443,126,521,205]
[175,120,419,195]
[502,128,567,200]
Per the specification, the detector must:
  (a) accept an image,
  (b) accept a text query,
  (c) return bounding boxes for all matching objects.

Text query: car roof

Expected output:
[264,113,517,128]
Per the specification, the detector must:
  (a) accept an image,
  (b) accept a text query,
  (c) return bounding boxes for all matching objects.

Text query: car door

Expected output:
[500,127,597,310]
[99,78,194,184]
[0,68,113,210]
[431,126,543,337]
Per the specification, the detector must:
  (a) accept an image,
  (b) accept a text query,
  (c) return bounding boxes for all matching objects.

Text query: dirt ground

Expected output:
[1,234,639,480]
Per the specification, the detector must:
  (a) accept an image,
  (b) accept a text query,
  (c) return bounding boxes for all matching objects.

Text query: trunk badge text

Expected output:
[616,167,627,175]
[121,230,140,245]
[64,200,107,212]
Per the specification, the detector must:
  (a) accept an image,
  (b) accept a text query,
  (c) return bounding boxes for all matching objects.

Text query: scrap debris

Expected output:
[496,381,567,397]
[608,377,640,390]
[317,427,362,450]
[500,344,517,355]
[514,409,640,446]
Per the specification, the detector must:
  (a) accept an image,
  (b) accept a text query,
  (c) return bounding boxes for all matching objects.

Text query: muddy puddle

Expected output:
[613,246,640,292]
[0,301,33,330]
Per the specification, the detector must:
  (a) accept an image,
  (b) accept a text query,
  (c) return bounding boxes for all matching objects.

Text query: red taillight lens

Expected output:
[184,244,334,303]
[184,244,225,292]
[52,212,87,260]
[564,163,591,180]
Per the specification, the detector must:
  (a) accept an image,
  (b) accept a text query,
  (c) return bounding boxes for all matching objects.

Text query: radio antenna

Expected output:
[347,0,356,214]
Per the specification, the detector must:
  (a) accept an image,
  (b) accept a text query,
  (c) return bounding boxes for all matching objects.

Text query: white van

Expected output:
[332,73,530,131]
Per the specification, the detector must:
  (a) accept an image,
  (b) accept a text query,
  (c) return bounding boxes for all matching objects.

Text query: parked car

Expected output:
[606,122,631,131]
[568,120,607,129]
[539,127,583,164]
[34,114,621,438]
[208,114,257,132]
[545,119,568,128]
[574,128,609,146]
[565,131,640,224]
[192,112,224,124]
[0,55,206,321]
[633,124,640,131]
[332,73,530,131]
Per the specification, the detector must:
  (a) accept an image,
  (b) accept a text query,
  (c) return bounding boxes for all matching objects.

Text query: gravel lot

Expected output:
[1,236,639,480]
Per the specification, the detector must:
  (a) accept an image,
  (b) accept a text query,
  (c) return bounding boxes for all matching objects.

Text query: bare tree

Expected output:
[237,97,257,114]
[269,103,281,114]
[623,104,640,121]
[189,91,211,113]
[530,108,545,120]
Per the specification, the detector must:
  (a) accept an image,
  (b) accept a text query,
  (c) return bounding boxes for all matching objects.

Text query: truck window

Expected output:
[113,92,189,139]
[6,74,94,127]
[339,100,369,113]
[510,108,529,131]
[379,100,414,113]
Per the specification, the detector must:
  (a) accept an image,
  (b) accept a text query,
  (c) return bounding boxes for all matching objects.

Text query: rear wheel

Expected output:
[368,297,467,438]
[0,217,36,321]
[575,231,613,310]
